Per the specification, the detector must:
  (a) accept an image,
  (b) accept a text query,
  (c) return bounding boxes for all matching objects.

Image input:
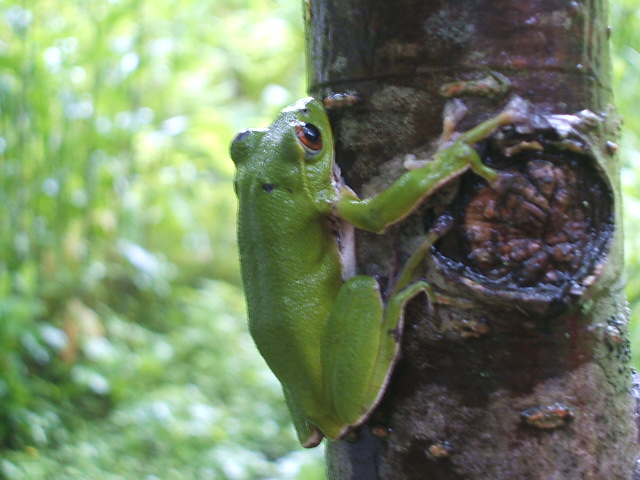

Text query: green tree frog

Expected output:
[230,97,515,447]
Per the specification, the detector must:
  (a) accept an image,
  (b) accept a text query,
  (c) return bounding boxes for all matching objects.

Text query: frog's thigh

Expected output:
[321,275,390,424]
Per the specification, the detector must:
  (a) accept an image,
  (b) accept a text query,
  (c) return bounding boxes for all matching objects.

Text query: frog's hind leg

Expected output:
[319,225,444,438]
[362,229,443,409]
[320,275,386,434]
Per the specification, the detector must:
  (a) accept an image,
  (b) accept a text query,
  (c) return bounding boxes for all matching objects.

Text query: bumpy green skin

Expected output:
[231,97,512,447]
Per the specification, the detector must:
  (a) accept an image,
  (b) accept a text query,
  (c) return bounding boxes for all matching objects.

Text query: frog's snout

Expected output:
[230,128,264,165]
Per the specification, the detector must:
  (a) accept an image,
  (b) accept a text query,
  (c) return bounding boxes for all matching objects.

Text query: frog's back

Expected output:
[231,99,341,403]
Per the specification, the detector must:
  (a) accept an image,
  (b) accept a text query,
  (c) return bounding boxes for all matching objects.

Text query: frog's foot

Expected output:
[403,99,470,171]
[440,99,469,147]
[405,96,527,174]
[439,95,527,147]
[501,94,530,125]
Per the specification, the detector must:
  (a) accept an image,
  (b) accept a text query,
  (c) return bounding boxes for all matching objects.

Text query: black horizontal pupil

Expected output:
[302,123,320,143]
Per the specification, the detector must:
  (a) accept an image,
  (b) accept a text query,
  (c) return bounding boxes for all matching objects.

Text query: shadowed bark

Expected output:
[304,0,640,478]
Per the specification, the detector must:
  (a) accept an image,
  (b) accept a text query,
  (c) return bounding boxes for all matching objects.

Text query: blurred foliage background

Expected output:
[0,0,638,478]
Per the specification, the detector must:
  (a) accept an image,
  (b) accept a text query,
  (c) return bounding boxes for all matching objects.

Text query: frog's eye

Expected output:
[296,122,323,153]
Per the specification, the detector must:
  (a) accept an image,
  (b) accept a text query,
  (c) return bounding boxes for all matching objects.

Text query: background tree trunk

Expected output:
[305,0,640,478]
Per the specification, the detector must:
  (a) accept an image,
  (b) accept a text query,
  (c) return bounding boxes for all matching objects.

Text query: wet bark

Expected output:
[304,0,640,478]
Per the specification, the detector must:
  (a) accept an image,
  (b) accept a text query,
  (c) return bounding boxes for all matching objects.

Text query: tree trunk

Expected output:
[304,0,640,478]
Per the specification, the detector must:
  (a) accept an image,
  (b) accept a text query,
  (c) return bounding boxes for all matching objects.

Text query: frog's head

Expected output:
[280,97,335,193]
[230,128,266,167]
[230,97,335,196]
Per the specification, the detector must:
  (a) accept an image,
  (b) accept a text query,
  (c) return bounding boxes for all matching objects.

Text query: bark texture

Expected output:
[304,0,639,478]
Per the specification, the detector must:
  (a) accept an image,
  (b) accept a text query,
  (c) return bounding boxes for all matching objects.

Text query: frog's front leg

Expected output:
[336,106,517,233]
